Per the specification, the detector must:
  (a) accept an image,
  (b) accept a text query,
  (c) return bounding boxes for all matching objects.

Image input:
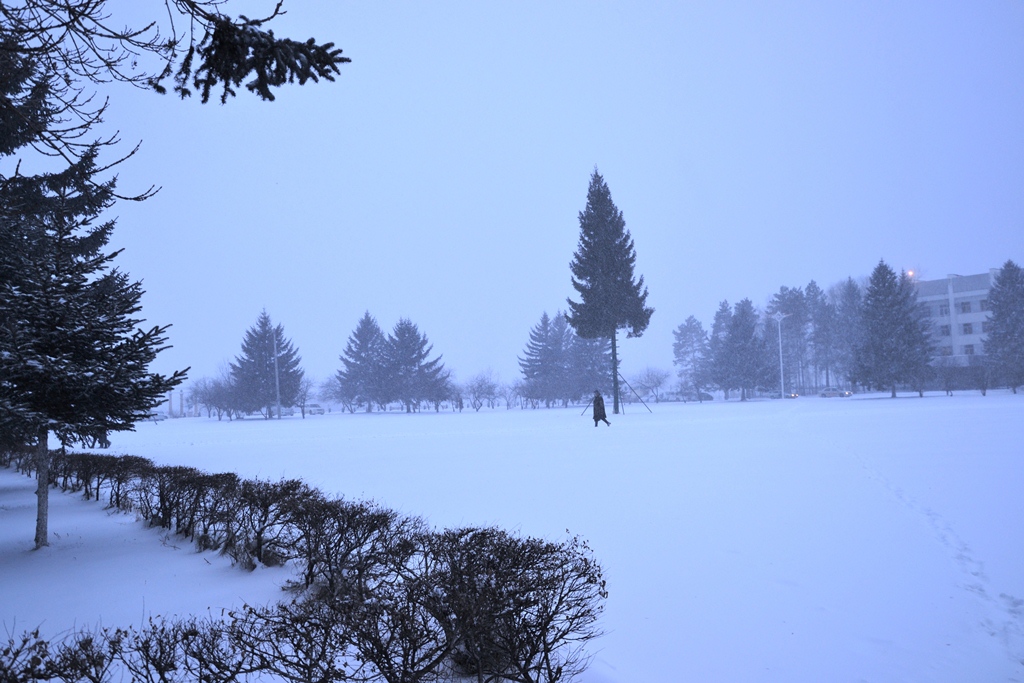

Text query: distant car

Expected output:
[306,403,325,415]
[144,412,167,422]
[681,392,713,402]
[820,387,853,398]
[784,392,799,399]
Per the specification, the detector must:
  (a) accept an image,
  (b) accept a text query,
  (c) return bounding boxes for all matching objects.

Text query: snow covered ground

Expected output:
[2,392,1023,682]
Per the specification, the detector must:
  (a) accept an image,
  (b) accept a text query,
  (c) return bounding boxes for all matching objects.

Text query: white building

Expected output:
[914,271,997,364]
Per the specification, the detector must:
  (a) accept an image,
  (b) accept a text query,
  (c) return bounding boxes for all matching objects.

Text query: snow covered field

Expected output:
[2,392,1023,682]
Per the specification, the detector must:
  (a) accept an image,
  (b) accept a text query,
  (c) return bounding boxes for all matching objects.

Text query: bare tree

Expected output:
[465,372,500,411]
[189,377,215,417]
[295,376,317,418]
[501,382,521,410]
[632,367,671,403]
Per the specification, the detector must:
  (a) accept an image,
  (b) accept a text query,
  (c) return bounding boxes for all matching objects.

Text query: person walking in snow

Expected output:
[592,389,610,427]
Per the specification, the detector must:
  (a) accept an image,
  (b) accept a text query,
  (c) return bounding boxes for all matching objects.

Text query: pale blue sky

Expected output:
[103,1,1023,388]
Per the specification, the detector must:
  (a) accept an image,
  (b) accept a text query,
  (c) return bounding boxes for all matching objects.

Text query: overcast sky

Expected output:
[99,1,1023,389]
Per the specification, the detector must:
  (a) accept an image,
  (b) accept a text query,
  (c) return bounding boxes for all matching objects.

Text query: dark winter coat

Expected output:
[592,393,607,421]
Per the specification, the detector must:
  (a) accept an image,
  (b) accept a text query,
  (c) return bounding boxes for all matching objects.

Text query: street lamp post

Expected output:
[773,311,789,398]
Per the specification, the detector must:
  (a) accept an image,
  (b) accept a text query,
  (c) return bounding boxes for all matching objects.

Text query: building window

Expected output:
[960,301,972,314]
[940,325,951,336]
[963,323,973,335]
[964,344,975,355]
[939,347,953,356]
[939,303,950,316]
[980,299,989,311]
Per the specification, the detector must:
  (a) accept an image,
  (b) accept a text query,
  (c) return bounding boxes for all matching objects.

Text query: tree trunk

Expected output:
[611,333,620,415]
[891,385,897,398]
[34,426,50,549]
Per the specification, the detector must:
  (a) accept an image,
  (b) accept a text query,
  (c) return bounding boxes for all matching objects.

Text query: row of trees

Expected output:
[674,261,931,399]
[674,276,871,400]
[190,257,1021,420]
[190,309,611,418]
[673,259,1024,399]
[191,312,453,418]
[2,447,605,683]
[189,168,657,419]
[327,312,452,413]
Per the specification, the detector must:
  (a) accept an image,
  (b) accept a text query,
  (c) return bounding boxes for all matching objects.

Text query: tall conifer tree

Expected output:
[724,299,771,400]
[519,311,557,406]
[519,311,577,407]
[766,286,809,392]
[707,301,733,399]
[0,150,187,548]
[984,259,1024,392]
[673,316,710,399]
[1,51,186,547]
[806,280,837,388]
[336,311,387,411]
[566,169,653,414]
[384,319,447,412]
[832,277,863,387]
[855,261,932,397]
[230,311,304,417]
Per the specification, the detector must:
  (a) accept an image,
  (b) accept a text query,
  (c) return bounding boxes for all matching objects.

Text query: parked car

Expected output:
[681,392,714,402]
[306,403,325,415]
[145,412,167,422]
[820,387,853,398]
[783,392,799,399]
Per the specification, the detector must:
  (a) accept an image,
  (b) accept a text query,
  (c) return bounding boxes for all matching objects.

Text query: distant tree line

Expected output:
[673,261,931,399]
[189,311,456,419]
[191,307,611,419]
[0,447,606,683]
[673,259,1024,399]
[186,260,1023,416]
[326,312,453,413]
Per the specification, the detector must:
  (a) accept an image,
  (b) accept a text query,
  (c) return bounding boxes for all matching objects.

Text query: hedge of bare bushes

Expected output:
[1,448,606,683]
